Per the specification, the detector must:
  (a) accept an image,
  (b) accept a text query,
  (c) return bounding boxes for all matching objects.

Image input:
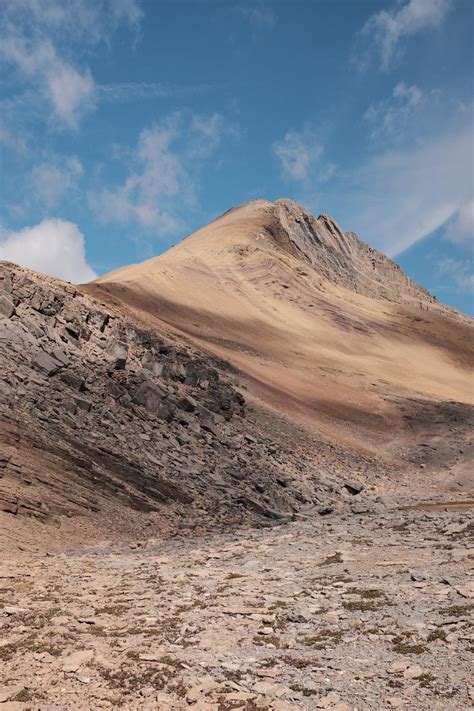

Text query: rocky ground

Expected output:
[1,500,473,710]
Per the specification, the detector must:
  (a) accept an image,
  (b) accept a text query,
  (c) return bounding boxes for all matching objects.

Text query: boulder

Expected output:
[32,350,64,376]
[343,481,364,495]
[142,351,164,377]
[0,294,15,318]
[73,396,92,412]
[198,406,218,435]
[60,370,86,392]
[133,380,167,412]
[108,340,128,370]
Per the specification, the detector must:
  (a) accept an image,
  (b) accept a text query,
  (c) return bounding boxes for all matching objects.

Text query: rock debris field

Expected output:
[1,503,473,710]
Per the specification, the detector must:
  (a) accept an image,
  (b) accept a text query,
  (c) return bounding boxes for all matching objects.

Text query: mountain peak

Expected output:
[95,198,441,311]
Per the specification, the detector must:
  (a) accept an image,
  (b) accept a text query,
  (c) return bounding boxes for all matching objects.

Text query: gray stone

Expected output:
[142,351,164,377]
[133,380,167,412]
[32,350,64,376]
[344,481,364,495]
[108,340,128,370]
[73,396,92,412]
[52,347,69,366]
[0,294,15,318]
[60,370,86,392]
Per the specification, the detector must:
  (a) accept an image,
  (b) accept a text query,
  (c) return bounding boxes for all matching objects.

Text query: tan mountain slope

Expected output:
[90,198,473,457]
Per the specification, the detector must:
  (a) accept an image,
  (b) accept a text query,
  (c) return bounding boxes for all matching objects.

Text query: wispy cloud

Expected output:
[0,218,96,283]
[96,81,219,103]
[0,0,142,129]
[272,99,473,257]
[346,120,473,256]
[90,112,234,235]
[437,257,474,291]
[31,156,83,209]
[364,82,425,142]
[444,200,474,245]
[272,129,325,182]
[355,0,452,71]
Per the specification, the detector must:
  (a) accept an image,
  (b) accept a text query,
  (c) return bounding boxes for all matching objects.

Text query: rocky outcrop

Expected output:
[271,199,437,305]
[0,261,342,540]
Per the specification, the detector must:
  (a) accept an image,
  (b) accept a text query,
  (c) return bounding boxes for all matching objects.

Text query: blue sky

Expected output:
[1,0,473,314]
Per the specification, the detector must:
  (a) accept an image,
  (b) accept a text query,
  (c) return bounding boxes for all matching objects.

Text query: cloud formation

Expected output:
[0,218,97,283]
[91,113,232,234]
[346,121,473,256]
[0,0,142,128]
[31,156,83,209]
[357,0,452,70]
[437,257,474,291]
[364,83,424,142]
[444,199,474,245]
[272,129,324,182]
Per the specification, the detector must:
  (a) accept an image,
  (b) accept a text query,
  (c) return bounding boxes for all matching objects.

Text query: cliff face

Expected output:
[271,199,433,304]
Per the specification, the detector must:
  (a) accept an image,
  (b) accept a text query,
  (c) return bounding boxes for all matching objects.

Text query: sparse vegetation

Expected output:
[392,635,427,655]
[300,629,343,649]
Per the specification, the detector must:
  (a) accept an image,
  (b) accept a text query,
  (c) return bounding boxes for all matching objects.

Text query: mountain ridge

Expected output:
[95,198,439,308]
[89,199,472,443]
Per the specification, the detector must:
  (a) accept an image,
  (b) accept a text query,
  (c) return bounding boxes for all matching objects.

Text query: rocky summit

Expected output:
[0,199,473,710]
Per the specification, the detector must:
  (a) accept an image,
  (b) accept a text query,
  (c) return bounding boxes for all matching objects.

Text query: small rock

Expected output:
[387,660,409,674]
[0,686,23,703]
[403,664,423,679]
[62,649,94,672]
[3,606,28,615]
[73,396,92,412]
[186,680,221,702]
[317,692,340,708]
[343,481,364,495]
[455,581,474,598]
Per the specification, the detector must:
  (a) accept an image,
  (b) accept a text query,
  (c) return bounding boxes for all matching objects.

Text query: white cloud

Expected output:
[364,82,424,141]
[31,156,83,209]
[357,0,452,70]
[189,113,233,158]
[341,121,473,256]
[0,218,97,283]
[437,257,474,291]
[273,129,323,181]
[0,0,141,128]
[274,101,473,257]
[91,113,232,233]
[445,199,474,245]
[46,63,95,129]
